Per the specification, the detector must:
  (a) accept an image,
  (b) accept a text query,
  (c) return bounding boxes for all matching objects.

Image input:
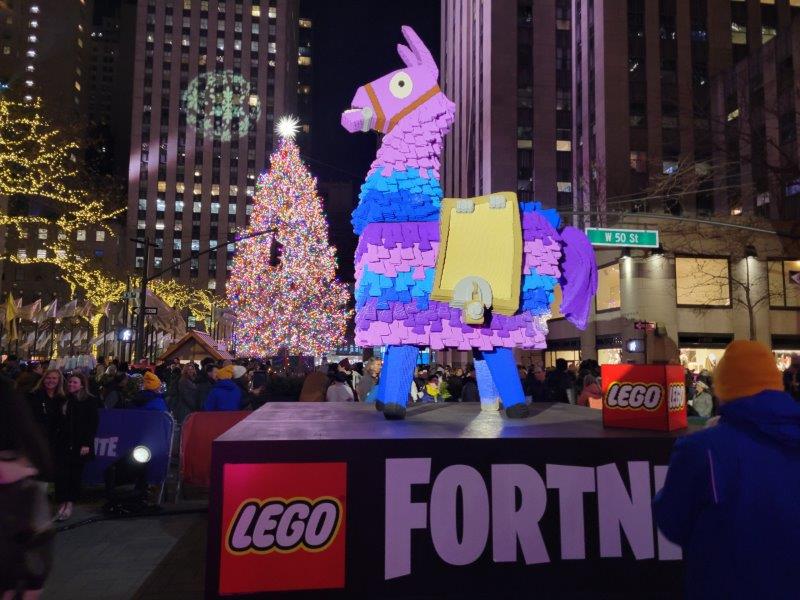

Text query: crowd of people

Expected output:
[2,344,800,597]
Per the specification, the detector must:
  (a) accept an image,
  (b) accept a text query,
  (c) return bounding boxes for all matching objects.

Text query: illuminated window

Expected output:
[30,6,40,14]
[74,81,81,91]
[556,181,572,193]
[57,232,66,241]
[175,200,184,212]
[95,230,105,242]
[252,6,260,17]
[210,202,220,214]
[556,140,571,152]
[77,229,86,241]
[17,249,27,260]
[268,7,277,18]
[675,257,730,306]
[176,182,185,193]
[19,230,28,240]
[37,228,47,240]
[596,263,621,311]
[630,151,647,173]
[299,18,312,28]
[36,248,46,259]
[29,20,39,28]
[208,280,217,289]
[27,35,37,43]
[156,199,166,212]
[727,108,740,121]
[156,220,165,230]
[298,55,311,66]
[191,239,200,251]
[211,184,220,196]
[768,260,800,308]
[2,46,10,55]
[228,203,237,214]
[26,49,36,58]
[193,202,201,213]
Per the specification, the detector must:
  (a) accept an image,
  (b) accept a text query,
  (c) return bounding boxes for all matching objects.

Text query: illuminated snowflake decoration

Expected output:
[182,71,261,142]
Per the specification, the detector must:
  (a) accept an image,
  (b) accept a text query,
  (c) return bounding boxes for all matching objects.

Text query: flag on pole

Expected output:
[5,293,18,342]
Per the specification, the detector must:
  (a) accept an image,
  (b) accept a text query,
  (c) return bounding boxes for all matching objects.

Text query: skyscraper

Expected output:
[0,0,92,115]
[572,0,800,220]
[440,0,573,211]
[127,0,300,293]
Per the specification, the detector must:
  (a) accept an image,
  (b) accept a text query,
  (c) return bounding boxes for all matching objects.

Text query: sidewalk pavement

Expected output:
[43,502,207,600]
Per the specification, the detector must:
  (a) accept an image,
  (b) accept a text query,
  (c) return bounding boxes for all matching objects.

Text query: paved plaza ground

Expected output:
[44,502,207,600]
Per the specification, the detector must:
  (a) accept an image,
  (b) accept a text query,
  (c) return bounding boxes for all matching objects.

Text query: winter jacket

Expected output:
[204,379,243,411]
[461,377,479,402]
[53,394,99,461]
[545,368,574,403]
[653,390,800,599]
[133,389,168,412]
[691,391,714,418]
[577,382,602,407]
[325,382,354,402]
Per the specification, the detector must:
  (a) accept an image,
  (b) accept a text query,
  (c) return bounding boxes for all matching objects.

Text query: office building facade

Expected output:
[127,0,300,292]
[440,0,573,211]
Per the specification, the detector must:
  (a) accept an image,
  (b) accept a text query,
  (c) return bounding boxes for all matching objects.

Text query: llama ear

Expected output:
[397,43,417,68]
[401,25,437,77]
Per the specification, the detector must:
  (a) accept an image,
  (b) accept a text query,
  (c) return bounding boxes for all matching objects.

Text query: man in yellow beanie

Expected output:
[133,370,167,411]
[203,364,243,411]
[654,340,800,599]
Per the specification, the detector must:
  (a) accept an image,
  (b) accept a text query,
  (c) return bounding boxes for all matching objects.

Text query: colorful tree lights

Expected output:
[227,134,350,357]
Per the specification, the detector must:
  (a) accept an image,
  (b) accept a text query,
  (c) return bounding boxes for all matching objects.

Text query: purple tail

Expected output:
[558,226,598,330]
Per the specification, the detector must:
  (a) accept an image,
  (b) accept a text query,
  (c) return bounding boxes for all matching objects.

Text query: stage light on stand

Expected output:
[103,445,159,517]
[132,445,151,464]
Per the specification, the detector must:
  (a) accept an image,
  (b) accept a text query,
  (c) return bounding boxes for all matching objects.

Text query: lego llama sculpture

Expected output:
[341,26,597,420]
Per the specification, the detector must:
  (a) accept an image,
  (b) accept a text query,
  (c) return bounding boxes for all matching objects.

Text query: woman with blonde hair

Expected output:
[27,369,65,442]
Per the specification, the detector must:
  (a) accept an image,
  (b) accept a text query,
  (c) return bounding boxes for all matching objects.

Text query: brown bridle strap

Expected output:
[364,83,386,132]
[387,84,441,132]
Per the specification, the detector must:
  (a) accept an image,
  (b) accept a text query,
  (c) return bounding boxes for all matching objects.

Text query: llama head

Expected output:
[341,26,440,135]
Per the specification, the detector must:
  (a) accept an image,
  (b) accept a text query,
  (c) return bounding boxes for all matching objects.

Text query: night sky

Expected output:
[302,0,440,181]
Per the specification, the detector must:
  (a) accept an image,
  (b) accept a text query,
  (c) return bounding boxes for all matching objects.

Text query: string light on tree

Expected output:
[227,126,350,357]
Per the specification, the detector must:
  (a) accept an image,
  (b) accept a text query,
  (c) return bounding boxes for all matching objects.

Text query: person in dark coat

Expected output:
[27,369,65,444]
[545,358,574,403]
[204,365,243,411]
[133,371,168,412]
[526,365,548,403]
[654,341,800,599]
[53,373,99,521]
[0,380,54,598]
[15,361,43,395]
[460,365,479,402]
[445,368,464,402]
[195,363,218,410]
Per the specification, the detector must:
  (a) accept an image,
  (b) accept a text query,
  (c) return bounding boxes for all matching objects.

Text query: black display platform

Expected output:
[206,402,695,599]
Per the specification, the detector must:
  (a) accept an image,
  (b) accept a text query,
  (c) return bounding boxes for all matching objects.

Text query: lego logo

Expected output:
[605,382,663,410]
[226,497,342,555]
[668,383,685,411]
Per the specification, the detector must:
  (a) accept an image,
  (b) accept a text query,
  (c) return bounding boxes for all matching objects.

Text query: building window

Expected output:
[17,249,27,260]
[675,257,730,306]
[95,230,105,242]
[76,230,86,241]
[768,260,800,308]
[36,248,46,259]
[37,227,47,240]
[596,263,621,311]
[630,151,647,173]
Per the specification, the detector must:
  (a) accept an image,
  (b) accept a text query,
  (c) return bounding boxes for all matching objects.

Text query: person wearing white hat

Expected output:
[691,380,714,418]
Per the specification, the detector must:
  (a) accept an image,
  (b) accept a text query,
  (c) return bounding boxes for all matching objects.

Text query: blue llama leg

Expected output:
[483,347,530,419]
[374,349,391,411]
[380,344,419,420]
[473,356,500,412]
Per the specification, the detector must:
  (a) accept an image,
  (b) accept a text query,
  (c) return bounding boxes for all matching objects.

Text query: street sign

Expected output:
[585,228,659,248]
[634,320,655,331]
[123,290,140,300]
[132,307,158,315]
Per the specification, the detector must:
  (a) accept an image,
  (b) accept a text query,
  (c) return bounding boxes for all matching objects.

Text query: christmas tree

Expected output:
[227,117,350,357]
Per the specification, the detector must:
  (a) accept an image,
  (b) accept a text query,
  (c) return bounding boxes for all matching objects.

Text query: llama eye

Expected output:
[389,72,413,99]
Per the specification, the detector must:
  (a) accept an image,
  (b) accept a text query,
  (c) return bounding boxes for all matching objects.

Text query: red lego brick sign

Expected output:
[601,365,687,432]
[219,462,347,595]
